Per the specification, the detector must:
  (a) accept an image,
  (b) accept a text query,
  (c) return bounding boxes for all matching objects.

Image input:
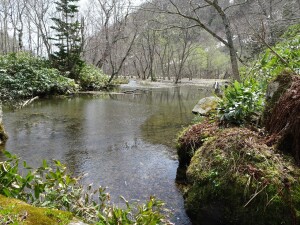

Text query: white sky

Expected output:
[79,0,145,7]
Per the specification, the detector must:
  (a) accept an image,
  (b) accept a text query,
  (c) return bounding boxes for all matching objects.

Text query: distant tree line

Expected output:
[0,0,299,82]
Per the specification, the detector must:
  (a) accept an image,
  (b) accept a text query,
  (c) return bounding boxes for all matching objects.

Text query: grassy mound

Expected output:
[185,128,300,225]
[0,195,73,225]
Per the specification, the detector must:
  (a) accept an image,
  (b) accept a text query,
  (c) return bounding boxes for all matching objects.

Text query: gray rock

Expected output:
[192,96,220,116]
[266,81,280,100]
[68,219,89,225]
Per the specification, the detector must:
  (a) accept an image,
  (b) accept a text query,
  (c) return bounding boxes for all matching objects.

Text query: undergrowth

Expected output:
[0,151,171,224]
[0,52,77,102]
[217,24,299,126]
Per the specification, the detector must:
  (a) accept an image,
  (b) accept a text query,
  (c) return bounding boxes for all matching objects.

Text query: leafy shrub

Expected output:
[0,151,170,224]
[0,52,77,102]
[78,64,110,91]
[251,24,300,80]
[227,24,299,126]
[217,78,265,125]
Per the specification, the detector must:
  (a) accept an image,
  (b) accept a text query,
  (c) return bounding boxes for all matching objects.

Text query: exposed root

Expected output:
[265,75,300,164]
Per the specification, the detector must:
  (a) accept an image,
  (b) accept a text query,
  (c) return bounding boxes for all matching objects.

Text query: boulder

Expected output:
[185,128,300,225]
[192,96,220,116]
[265,81,280,100]
[176,119,218,183]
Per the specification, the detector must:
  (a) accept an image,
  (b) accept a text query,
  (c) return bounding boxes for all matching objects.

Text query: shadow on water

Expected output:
[2,85,212,225]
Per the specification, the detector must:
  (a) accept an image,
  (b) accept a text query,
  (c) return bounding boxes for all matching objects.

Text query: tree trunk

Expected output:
[207,0,241,81]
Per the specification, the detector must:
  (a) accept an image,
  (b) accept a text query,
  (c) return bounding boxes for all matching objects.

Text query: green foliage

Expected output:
[78,64,109,90]
[185,40,230,76]
[217,78,265,124]
[187,45,208,69]
[251,24,300,79]
[226,24,300,125]
[0,151,170,224]
[97,196,168,225]
[0,52,77,102]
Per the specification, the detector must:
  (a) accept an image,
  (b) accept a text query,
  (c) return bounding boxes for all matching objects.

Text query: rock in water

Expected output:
[192,96,220,116]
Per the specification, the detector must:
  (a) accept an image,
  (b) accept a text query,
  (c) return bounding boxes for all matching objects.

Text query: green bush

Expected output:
[0,151,170,224]
[217,78,265,125]
[78,64,110,90]
[0,52,77,102]
[223,24,299,126]
[251,24,300,80]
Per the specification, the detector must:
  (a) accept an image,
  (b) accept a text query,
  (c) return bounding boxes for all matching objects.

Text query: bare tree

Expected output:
[148,0,244,81]
[0,1,11,53]
[83,0,138,82]
[107,26,137,82]
[26,0,56,57]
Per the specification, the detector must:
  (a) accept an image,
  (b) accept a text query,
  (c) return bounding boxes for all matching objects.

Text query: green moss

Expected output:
[185,128,300,225]
[0,195,73,225]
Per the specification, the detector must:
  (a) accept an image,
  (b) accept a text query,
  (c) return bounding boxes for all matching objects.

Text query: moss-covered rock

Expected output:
[0,195,73,224]
[177,119,218,168]
[185,128,300,225]
[176,119,218,183]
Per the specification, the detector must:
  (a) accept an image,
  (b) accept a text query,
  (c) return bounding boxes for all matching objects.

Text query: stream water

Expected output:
[2,85,211,224]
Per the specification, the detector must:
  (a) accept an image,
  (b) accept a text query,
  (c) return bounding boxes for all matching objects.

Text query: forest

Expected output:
[0,0,300,224]
[0,0,298,84]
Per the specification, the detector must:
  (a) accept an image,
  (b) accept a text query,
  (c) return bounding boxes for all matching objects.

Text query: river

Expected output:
[2,84,211,224]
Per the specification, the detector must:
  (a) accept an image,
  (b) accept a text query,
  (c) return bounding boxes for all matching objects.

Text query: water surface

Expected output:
[3,85,211,224]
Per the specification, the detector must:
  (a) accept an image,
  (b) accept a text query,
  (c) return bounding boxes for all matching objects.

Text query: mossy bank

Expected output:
[177,126,300,225]
[0,195,73,224]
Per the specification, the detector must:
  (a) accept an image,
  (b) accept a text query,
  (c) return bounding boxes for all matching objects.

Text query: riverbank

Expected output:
[121,78,228,89]
[174,63,300,225]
